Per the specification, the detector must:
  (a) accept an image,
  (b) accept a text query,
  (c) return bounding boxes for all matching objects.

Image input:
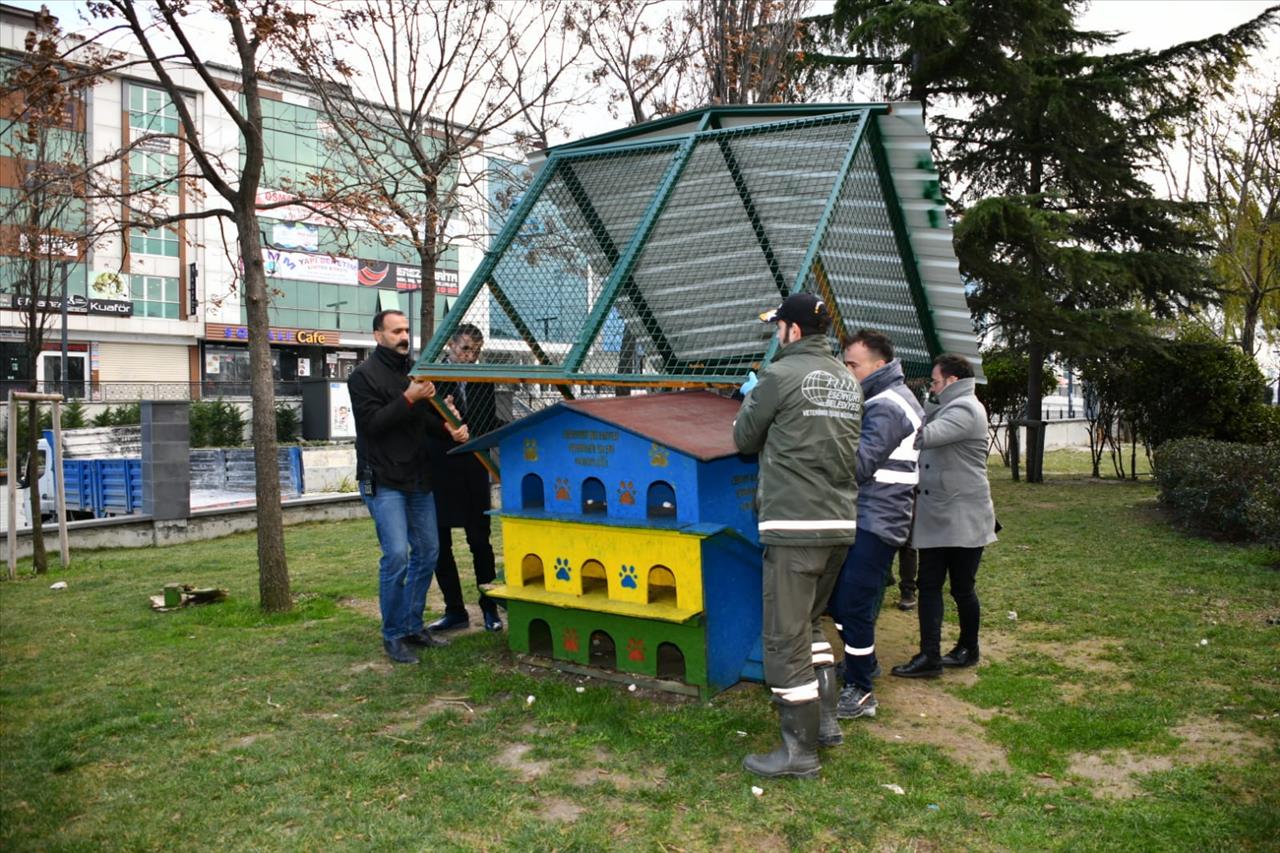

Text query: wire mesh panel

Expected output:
[414,103,978,409]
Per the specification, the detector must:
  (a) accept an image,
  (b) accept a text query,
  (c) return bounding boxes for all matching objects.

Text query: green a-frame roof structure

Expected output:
[415,103,981,388]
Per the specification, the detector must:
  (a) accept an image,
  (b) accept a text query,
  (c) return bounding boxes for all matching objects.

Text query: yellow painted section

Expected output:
[500,516,705,614]
[485,583,701,624]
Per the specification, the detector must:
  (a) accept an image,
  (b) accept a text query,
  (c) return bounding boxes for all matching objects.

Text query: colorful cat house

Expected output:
[460,391,764,696]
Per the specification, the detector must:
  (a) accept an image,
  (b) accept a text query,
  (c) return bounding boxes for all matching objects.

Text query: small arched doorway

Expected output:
[589,629,616,668]
[521,554,544,586]
[521,473,544,509]
[528,619,553,657]
[656,642,686,680]
[581,559,608,596]
[581,477,607,514]
[648,565,677,606]
[647,481,676,518]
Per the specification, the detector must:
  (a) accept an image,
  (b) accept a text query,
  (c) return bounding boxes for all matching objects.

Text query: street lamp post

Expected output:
[58,260,70,397]
[325,300,348,330]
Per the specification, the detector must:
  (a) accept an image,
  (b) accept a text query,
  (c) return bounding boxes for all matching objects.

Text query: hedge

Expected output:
[1153,438,1280,548]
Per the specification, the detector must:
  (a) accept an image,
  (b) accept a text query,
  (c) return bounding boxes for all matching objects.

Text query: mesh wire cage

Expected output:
[414,103,981,433]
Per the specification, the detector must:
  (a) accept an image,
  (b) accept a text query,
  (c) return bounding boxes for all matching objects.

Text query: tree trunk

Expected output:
[1240,293,1259,357]
[25,400,47,574]
[1024,340,1046,483]
[419,248,437,345]
[239,218,291,612]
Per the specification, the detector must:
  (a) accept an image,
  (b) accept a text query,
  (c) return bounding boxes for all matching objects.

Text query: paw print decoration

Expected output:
[523,438,538,461]
[626,637,646,662]
[617,480,636,506]
[553,477,571,501]
[649,443,669,468]
[554,557,572,582]
[563,628,580,653]
[619,564,638,590]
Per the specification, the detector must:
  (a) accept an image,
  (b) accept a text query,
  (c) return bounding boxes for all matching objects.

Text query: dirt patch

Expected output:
[845,611,1011,774]
[225,733,273,749]
[1025,637,1123,675]
[1067,716,1270,799]
[538,796,584,822]
[496,743,551,782]
[379,698,480,736]
[347,660,393,676]
[569,746,666,791]
[339,597,381,621]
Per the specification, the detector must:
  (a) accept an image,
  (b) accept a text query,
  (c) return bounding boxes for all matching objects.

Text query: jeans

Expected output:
[829,529,898,691]
[361,483,439,642]
[917,546,983,659]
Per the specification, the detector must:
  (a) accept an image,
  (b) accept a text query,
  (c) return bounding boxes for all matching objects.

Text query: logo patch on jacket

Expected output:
[801,370,862,418]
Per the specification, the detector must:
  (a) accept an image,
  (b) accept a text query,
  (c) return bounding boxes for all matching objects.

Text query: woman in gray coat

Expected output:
[891,354,997,678]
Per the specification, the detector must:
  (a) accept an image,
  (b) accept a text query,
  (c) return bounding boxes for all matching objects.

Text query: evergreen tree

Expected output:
[810,0,1279,480]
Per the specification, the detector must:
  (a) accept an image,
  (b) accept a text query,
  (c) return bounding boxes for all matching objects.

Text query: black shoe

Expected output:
[890,653,943,678]
[383,638,419,664]
[428,611,470,632]
[941,644,979,668]
[897,595,917,612]
[403,629,450,648]
[480,600,503,632]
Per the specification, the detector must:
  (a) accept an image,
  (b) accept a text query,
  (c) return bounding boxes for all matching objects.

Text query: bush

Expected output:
[189,399,245,448]
[60,399,87,429]
[1153,439,1280,547]
[275,403,300,444]
[91,403,141,427]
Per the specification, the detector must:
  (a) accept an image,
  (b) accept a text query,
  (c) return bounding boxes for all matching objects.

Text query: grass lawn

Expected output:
[2,451,1277,850]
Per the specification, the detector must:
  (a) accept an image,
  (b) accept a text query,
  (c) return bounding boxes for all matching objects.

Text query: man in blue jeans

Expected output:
[348,309,469,664]
[828,329,924,719]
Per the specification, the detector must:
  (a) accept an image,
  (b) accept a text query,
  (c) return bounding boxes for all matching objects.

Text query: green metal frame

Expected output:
[414,103,962,388]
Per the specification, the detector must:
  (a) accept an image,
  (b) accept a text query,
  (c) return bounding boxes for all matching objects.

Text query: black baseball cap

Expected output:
[759,292,830,330]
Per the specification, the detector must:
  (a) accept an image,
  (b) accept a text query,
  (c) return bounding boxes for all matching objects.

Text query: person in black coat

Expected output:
[348,310,468,664]
[428,323,507,632]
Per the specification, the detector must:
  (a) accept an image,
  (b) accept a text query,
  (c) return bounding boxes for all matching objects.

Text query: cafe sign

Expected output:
[206,323,336,346]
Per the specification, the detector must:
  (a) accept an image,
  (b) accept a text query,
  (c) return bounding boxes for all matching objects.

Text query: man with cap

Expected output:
[733,292,862,779]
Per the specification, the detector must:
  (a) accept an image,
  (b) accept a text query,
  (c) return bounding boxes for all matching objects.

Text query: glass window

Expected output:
[130,225,179,257]
[131,275,179,319]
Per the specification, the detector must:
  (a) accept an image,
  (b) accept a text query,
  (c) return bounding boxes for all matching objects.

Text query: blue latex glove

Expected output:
[739,370,759,397]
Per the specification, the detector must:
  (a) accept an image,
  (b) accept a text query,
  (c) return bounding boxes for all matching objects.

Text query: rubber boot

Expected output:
[815,665,843,747]
[743,700,821,779]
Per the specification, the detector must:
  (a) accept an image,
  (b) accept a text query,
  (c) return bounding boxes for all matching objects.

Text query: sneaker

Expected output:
[897,595,917,612]
[835,685,878,719]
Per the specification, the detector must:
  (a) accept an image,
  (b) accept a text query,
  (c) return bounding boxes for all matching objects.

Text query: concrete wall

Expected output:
[989,418,1093,455]
[1,494,364,562]
[299,445,356,493]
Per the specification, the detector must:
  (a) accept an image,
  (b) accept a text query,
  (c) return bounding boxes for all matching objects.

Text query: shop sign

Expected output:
[5,292,88,314]
[135,135,174,154]
[358,259,459,295]
[88,299,133,316]
[263,248,356,285]
[207,323,336,346]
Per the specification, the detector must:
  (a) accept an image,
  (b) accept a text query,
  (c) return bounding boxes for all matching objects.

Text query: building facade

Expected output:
[0,4,484,407]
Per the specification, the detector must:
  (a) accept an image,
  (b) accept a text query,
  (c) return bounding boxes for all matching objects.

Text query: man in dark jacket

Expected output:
[349,309,468,664]
[428,323,506,633]
[733,292,862,779]
[828,329,924,720]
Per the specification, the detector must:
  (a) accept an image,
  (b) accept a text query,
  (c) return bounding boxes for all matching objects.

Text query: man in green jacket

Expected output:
[733,292,862,778]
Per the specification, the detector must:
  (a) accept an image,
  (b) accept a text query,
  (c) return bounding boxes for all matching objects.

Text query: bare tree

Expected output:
[289,0,589,340]
[0,8,119,572]
[1164,79,1280,358]
[286,0,586,338]
[583,0,700,124]
[86,0,340,611]
[691,0,812,105]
